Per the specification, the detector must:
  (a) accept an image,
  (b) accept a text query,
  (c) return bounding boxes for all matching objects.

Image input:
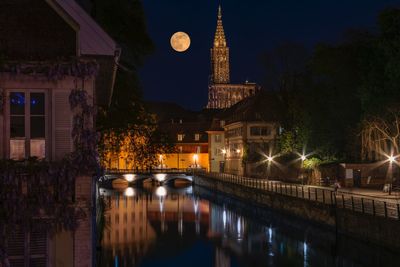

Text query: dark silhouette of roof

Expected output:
[218,91,283,125]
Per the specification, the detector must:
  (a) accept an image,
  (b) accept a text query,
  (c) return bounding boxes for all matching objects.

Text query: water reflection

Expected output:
[98,185,400,267]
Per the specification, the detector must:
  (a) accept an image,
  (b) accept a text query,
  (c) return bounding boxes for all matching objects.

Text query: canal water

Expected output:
[97,184,400,267]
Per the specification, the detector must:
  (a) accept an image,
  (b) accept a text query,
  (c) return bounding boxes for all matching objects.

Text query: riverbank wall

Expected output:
[193,175,400,251]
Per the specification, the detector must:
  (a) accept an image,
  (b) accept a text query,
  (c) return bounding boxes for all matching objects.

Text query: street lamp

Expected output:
[193,154,199,168]
[300,155,307,185]
[387,154,397,195]
[159,154,163,169]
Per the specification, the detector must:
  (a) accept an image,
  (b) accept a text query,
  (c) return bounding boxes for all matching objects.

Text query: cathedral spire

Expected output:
[211,5,230,84]
[214,5,226,48]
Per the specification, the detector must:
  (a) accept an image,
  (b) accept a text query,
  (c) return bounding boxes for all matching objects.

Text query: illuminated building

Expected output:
[212,92,282,176]
[206,6,259,109]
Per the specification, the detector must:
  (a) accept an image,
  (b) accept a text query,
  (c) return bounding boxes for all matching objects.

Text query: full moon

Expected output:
[170,32,191,52]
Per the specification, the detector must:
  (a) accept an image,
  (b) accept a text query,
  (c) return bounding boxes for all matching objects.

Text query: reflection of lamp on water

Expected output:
[157,186,167,233]
[222,209,227,229]
[303,242,308,266]
[156,186,167,197]
[237,217,243,241]
[124,187,135,197]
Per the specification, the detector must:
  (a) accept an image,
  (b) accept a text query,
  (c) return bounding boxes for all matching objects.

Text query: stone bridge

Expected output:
[101,169,197,186]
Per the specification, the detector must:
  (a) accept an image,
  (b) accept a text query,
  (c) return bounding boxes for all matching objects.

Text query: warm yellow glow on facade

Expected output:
[162,153,209,170]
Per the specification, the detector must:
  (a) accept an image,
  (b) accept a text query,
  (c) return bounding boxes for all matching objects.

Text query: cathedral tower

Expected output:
[206,5,258,109]
[211,6,230,84]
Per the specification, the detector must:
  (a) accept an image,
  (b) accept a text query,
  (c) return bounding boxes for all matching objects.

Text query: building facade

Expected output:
[160,121,210,170]
[0,1,119,266]
[215,93,282,177]
[206,6,258,110]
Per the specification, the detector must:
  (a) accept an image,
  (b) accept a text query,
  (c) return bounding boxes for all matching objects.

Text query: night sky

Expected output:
[140,0,400,111]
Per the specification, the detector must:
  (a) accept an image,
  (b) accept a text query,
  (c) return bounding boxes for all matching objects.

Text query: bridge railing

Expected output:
[105,168,206,175]
[196,171,400,220]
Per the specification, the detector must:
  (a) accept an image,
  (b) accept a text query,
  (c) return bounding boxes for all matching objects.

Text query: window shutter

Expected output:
[7,229,25,266]
[29,229,47,266]
[7,228,47,266]
[53,91,72,160]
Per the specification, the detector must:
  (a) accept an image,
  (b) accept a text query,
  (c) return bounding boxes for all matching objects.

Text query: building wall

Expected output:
[0,73,95,161]
[163,152,209,170]
[0,0,77,60]
[208,132,225,172]
[223,121,278,176]
[207,83,258,109]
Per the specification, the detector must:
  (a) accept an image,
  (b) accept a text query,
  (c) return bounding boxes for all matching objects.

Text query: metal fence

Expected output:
[196,171,400,220]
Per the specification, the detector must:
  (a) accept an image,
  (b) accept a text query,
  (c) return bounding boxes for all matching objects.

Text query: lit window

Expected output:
[177,134,184,141]
[250,126,271,136]
[195,133,200,141]
[9,91,46,159]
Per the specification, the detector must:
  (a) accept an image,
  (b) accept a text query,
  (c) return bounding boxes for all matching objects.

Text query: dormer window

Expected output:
[177,134,184,141]
[195,134,200,141]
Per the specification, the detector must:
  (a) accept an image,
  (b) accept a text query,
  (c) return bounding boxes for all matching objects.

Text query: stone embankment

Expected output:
[194,173,400,251]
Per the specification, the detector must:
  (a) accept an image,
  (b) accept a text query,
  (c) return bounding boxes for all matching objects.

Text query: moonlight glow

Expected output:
[170,31,191,52]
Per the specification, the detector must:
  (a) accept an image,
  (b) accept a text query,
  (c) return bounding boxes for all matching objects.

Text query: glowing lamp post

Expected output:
[159,154,163,169]
[221,149,227,156]
[300,155,307,185]
[388,155,397,195]
[193,154,199,168]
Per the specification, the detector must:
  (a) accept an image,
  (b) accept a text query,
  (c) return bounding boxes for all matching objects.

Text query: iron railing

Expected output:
[196,171,400,220]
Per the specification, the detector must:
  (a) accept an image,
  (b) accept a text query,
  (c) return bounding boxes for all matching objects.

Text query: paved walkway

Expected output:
[307,184,400,201]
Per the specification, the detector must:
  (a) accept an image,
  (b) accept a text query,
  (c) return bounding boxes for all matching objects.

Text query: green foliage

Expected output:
[303,157,322,170]
[77,1,173,166]
[278,127,309,154]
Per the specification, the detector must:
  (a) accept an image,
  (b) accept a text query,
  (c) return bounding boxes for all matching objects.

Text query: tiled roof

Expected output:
[159,121,211,143]
[218,91,283,125]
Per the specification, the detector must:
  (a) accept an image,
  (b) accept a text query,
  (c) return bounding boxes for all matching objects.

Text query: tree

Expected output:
[361,108,400,161]
[77,1,173,168]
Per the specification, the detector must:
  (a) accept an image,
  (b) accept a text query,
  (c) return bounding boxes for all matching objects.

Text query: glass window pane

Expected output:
[10,116,25,137]
[30,93,45,115]
[30,117,45,138]
[10,92,25,115]
[10,139,25,159]
[30,140,45,159]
